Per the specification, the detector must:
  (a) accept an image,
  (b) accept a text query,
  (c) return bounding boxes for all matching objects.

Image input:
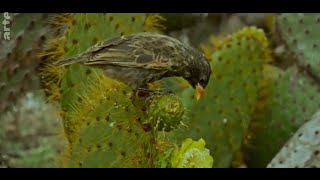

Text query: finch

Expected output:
[54,32,211,99]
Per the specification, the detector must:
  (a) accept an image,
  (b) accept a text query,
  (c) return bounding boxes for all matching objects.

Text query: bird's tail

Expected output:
[53,55,83,66]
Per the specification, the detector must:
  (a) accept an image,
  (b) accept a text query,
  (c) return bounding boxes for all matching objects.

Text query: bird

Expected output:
[54,32,212,100]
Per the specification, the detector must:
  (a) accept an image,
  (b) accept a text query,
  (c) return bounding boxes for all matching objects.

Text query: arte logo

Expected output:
[2,12,11,40]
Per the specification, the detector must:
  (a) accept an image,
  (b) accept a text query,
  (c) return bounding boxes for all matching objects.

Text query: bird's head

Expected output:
[184,50,212,100]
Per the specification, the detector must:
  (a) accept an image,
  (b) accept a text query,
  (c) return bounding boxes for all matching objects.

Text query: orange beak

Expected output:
[195,83,204,101]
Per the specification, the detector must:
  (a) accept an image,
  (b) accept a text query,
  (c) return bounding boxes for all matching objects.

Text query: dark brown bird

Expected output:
[54,32,211,99]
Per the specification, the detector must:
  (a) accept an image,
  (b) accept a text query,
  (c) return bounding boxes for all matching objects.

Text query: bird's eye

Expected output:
[200,79,205,83]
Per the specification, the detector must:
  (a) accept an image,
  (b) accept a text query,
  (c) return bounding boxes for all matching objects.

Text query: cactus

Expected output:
[0,13,51,113]
[61,75,187,167]
[268,111,320,168]
[276,13,320,80]
[0,91,67,168]
[200,35,225,60]
[169,27,271,168]
[0,63,40,112]
[0,13,50,61]
[8,13,320,168]
[59,72,157,167]
[39,13,197,167]
[244,66,320,167]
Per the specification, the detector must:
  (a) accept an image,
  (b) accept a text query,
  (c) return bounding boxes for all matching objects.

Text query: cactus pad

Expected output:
[245,66,320,167]
[174,27,270,168]
[276,13,320,80]
[268,111,320,168]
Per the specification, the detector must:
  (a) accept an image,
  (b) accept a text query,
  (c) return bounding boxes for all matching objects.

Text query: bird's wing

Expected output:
[83,34,174,70]
[53,35,130,66]
[83,35,130,53]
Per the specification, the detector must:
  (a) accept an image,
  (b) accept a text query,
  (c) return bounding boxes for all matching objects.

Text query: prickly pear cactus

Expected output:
[268,111,320,168]
[0,13,50,61]
[0,13,51,113]
[59,71,187,167]
[245,66,320,167]
[59,72,157,167]
[0,91,67,168]
[171,27,271,168]
[276,13,320,80]
[0,63,39,112]
[40,13,192,168]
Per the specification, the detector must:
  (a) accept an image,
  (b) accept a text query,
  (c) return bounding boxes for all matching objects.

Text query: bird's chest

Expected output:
[104,66,164,89]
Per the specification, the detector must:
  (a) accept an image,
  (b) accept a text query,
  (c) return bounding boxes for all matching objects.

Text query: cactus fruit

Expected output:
[276,13,320,80]
[170,27,271,168]
[145,94,185,132]
[170,138,213,168]
[268,111,320,168]
[245,66,320,167]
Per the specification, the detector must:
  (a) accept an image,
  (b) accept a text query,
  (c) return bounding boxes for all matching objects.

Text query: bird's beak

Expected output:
[195,83,204,101]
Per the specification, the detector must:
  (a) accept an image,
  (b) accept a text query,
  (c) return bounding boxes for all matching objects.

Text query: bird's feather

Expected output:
[84,35,130,53]
[54,33,180,70]
[53,35,130,66]
[51,32,212,91]
[82,33,176,70]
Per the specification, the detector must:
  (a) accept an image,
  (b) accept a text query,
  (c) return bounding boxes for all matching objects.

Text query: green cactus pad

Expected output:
[245,66,320,167]
[62,14,147,58]
[276,13,320,79]
[0,13,51,113]
[0,64,40,112]
[145,94,185,132]
[61,72,156,167]
[0,13,50,60]
[267,111,320,168]
[172,27,270,168]
[170,138,213,168]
